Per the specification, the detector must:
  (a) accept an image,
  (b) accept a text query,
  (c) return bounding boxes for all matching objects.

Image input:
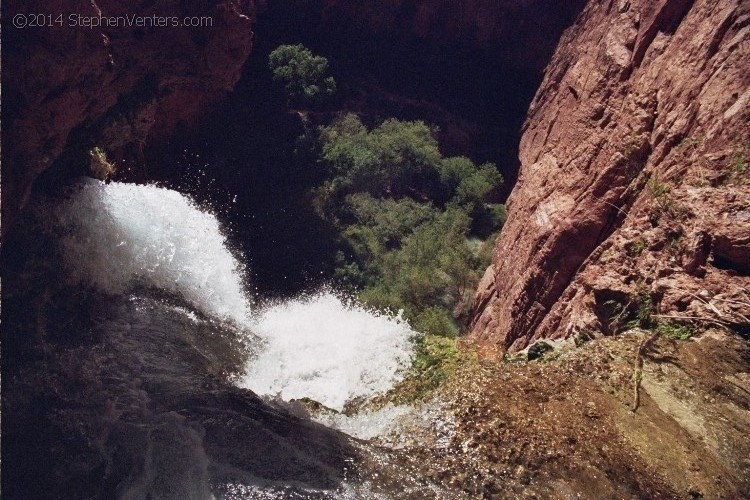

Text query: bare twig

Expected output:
[631,331,660,413]
[609,300,632,332]
[651,314,730,328]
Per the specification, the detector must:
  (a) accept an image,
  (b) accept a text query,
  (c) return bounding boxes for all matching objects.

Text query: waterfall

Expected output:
[51,179,416,412]
[51,178,251,324]
[240,292,414,411]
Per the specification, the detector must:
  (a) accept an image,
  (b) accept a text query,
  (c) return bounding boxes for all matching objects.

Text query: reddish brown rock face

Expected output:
[471,0,750,352]
[2,0,255,234]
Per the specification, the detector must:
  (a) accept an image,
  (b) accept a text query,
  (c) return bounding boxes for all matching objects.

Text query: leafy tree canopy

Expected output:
[269,44,336,107]
[314,114,506,337]
[318,114,502,210]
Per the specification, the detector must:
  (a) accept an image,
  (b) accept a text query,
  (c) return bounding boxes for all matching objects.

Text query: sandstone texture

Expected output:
[406,331,750,498]
[2,0,255,235]
[471,0,750,352]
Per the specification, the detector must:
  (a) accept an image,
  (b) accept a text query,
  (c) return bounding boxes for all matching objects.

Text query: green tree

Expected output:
[318,114,501,210]
[315,113,505,338]
[269,44,336,107]
[320,115,442,200]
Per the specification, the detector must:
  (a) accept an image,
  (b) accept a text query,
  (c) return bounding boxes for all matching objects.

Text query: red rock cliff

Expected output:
[2,0,255,234]
[471,0,750,352]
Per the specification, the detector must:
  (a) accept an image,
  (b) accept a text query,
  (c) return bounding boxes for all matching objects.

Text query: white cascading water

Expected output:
[240,293,415,411]
[51,179,251,324]
[51,179,416,416]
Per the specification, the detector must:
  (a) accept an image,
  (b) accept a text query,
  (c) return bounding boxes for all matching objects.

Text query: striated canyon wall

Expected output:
[472,0,750,352]
[2,0,256,235]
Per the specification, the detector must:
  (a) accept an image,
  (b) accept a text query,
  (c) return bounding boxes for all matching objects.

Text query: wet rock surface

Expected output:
[0,217,356,499]
[397,332,750,498]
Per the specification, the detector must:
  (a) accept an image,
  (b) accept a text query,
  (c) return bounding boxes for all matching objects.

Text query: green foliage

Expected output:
[318,114,502,212]
[600,291,655,334]
[731,142,750,182]
[626,238,647,257]
[353,208,480,325]
[598,291,696,341]
[319,114,443,201]
[528,341,554,361]
[345,193,438,248]
[315,114,502,361]
[411,307,459,338]
[269,44,336,106]
[313,113,505,395]
[647,177,671,199]
[439,157,503,207]
[655,321,695,341]
[574,330,593,347]
[601,298,630,334]
[410,334,459,397]
[631,292,655,330]
[647,177,686,226]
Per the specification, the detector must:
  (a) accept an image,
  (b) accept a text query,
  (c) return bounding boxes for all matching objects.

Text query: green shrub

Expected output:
[626,238,647,257]
[269,44,336,106]
[410,334,459,396]
[655,321,695,341]
[731,142,749,182]
[319,114,442,201]
[313,113,505,395]
[647,177,687,226]
[631,292,655,329]
[528,341,554,361]
[318,114,502,214]
[574,330,593,347]
[411,307,459,338]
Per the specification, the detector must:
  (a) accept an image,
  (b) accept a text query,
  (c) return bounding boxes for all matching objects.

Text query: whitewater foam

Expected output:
[240,293,416,411]
[51,179,250,324]
[51,180,416,414]
[313,404,414,440]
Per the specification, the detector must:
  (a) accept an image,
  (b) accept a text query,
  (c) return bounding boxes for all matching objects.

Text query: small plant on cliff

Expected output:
[655,321,695,341]
[647,177,686,226]
[269,44,336,107]
[527,341,554,361]
[730,142,750,183]
[88,147,115,181]
[625,238,647,257]
[574,330,593,347]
